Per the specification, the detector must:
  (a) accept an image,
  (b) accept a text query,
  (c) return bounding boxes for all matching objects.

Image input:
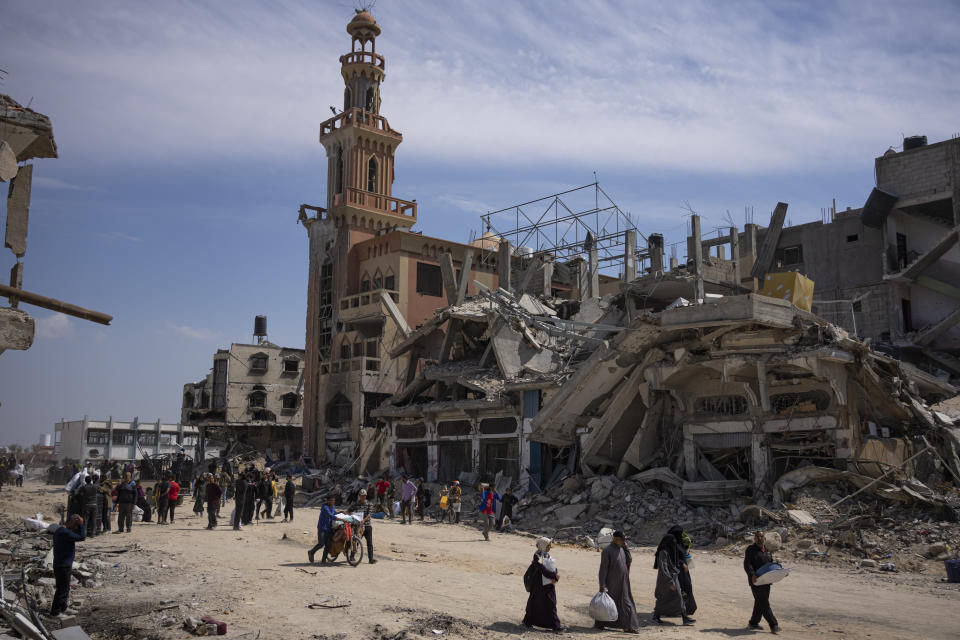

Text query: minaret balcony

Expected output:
[340,51,385,70]
[332,187,417,223]
[319,107,401,141]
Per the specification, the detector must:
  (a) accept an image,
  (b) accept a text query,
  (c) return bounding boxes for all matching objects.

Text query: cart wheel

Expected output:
[346,537,364,566]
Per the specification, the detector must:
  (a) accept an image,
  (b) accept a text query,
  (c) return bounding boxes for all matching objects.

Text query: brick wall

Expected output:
[812,283,889,340]
[875,139,958,199]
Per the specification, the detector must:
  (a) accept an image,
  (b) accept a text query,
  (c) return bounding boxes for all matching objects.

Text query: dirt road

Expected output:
[4,482,959,639]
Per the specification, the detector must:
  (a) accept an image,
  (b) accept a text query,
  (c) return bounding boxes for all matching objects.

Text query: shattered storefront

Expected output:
[532,294,958,501]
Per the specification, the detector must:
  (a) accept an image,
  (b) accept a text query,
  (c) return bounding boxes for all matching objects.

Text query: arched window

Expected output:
[360,272,371,292]
[365,86,376,113]
[373,269,383,290]
[343,87,352,112]
[367,156,378,193]
[326,393,353,428]
[281,393,299,411]
[248,390,267,409]
[336,147,344,193]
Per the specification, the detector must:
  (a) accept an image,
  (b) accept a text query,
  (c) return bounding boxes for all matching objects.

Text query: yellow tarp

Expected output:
[760,271,814,311]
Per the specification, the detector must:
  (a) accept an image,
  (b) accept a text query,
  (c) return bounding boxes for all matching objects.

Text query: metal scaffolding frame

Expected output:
[477,182,649,276]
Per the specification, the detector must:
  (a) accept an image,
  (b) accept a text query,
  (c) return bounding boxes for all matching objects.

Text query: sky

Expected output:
[1,0,959,446]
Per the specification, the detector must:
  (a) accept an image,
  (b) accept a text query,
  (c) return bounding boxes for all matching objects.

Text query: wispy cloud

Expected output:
[168,324,218,341]
[436,195,495,215]
[34,313,74,339]
[32,176,102,192]
[99,231,143,243]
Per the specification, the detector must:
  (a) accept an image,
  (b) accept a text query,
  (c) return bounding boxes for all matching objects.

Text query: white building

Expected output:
[54,416,200,464]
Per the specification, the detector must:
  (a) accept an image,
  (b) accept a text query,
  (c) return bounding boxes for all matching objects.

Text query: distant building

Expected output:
[54,416,199,464]
[181,338,305,460]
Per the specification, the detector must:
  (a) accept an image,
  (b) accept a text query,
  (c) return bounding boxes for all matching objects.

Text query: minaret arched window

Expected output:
[336,147,344,193]
[343,87,352,112]
[367,156,378,193]
[365,87,376,113]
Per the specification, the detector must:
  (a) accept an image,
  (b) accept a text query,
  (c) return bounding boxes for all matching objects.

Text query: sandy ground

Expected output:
[3,479,959,640]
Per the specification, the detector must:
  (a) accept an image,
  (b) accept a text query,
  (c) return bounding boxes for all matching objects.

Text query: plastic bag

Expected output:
[589,591,618,622]
[393,500,401,515]
[540,556,557,586]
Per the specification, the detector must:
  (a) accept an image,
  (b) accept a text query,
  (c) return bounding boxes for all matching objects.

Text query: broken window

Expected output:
[212,359,228,410]
[340,343,351,360]
[249,391,267,409]
[361,275,371,292]
[384,274,395,291]
[479,417,517,434]
[183,391,194,408]
[112,432,133,445]
[138,433,157,446]
[367,156,378,193]
[200,390,210,408]
[416,262,443,297]
[437,420,472,437]
[774,244,803,267]
[362,392,391,427]
[86,430,109,445]
[366,340,378,358]
[693,395,748,417]
[770,389,831,414]
[396,423,426,439]
[373,271,382,289]
[326,393,353,428]
[353,342,363,358]
[343,87,352,111]
[365,86,376,113]
[281,393,298,411]
[249,353,268,372]
[283,358,299,373]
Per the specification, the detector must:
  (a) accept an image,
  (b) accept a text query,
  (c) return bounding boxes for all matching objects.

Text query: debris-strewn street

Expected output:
[2,482,958,640]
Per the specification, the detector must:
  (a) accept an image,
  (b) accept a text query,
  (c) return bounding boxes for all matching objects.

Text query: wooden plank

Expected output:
[750,202,788,279]
[0,283,112,325]
[439,252,458,305]
[379,291,410,338]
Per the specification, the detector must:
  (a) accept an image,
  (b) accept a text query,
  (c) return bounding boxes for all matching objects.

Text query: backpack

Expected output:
[523,558,540,593]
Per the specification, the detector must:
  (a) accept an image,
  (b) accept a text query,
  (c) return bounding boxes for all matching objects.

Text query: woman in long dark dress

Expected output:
[652,524,695,625]
[523,537,563,632]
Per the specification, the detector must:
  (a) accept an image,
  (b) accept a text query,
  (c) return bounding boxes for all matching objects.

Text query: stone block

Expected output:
[763,531,782,551]
[554,503,587,526]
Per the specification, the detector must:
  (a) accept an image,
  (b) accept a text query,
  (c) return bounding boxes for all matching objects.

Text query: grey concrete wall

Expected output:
[876,139,957,199]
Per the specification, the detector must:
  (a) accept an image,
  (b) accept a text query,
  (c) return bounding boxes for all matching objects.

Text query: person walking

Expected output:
[232,475,247,530]
[14,460,24,487]
[596,531,642,632]
[653,525,695,625]
[497,487,518,530]
[375,477,391,516]
[478,483,500,541]
[167,474,181,523]
[449,480,462,524]
[115,472,137,534]
[242,474,257,525]
[50,515,85,617]
[283,474,295,522]
[308,495,337,564]
[416,479,431,521]
[193,474,207,516]
[155,476,171,525]
[744,530,780,634]
[98,476,113,533]
[349,489,377,564]
[79,476,99,537]
[400,476,417,524]
[205,476,221,529]
[522,537,563,632]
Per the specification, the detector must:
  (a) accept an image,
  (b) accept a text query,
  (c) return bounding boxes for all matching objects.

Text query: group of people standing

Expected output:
[230,467,296,530]
[523,526,781,634]
[0,455,25,490]
[65,466,152,535]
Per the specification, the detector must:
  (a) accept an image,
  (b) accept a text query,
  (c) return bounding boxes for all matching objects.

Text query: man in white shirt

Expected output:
[15,461,25,487]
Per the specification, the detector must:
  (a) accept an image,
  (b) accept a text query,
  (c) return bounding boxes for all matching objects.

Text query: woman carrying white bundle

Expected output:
[522,537,563,633]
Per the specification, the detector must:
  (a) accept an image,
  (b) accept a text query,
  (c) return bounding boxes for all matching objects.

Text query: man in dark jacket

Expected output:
[80,476,100,537]
[497,487,518,530]
[744,530,780,633]
[115,472,137,533]
[205,476,222,529]
[50,515,85,616]
[283,474,295,522]
[233,476,247,530]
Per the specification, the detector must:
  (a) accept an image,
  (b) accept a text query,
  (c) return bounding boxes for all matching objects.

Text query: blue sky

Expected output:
[1,0,959,446]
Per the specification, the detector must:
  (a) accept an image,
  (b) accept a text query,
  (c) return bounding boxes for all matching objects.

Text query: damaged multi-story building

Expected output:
[181,317,305,460]
[296,11,959,498]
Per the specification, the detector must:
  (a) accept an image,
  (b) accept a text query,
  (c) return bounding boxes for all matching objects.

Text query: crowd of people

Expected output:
[0,455,25,490]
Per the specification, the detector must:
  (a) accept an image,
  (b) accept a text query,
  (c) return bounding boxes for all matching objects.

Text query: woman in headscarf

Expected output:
[522,537,563,633]
[652,524,695,625]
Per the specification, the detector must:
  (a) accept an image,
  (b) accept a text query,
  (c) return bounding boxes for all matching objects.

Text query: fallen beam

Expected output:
[0,283,112,325]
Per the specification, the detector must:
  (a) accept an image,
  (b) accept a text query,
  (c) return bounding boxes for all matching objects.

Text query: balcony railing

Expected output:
[319,107,401,140]
[340,51,385,70]
[331,187,416,221]
[340,288,399,311]
[320,357,382,376]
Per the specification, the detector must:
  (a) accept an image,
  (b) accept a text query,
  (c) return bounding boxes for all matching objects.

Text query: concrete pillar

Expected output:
[669,256,679,271]
[387,423,397,474]
[717,245,725,260]
[756,361,770,412]
[541,257,554,296]
[569,258,588,301]
[471,434,480,474]
[648,234,664,274]
[82,415,89,462]
[106,416,114,460]
[691,215,705,302]
[588,247,600,298]
[518,419,532,490]
[623,230,637,282]
[682,428,697,481]
[155,419,162,456]
[751,433,770,494]
[498,241,512,292]
[729,226,741,289]
[743,224,759,256]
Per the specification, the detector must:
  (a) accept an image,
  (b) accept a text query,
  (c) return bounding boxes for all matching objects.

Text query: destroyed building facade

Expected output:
[181,332,305,460]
